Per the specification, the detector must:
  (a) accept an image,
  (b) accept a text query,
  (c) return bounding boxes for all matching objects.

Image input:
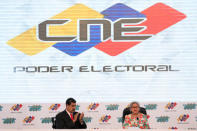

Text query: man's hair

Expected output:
[129,101,140,108]
[66,98,76,105]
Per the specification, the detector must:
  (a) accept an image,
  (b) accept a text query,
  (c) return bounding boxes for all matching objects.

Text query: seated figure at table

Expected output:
[123,102,150,129]
[55,98,87,129]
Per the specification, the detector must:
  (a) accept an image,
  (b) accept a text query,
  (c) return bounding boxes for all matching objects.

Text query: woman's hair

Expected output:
[129,101,140,108]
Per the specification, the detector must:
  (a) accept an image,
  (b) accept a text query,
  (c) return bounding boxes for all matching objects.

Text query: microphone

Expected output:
[136,117,139,128]
[137,117,139,121]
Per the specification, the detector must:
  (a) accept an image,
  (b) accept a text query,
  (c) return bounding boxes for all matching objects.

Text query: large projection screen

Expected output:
[0,0,197,103]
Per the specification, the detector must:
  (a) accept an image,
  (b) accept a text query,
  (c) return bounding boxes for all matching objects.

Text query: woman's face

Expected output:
[131,103,140,114]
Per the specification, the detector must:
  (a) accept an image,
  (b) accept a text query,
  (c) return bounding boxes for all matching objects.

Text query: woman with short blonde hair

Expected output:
[123,102,150,129]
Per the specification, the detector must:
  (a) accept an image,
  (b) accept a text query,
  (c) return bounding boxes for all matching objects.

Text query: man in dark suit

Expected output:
[55,98,87,129]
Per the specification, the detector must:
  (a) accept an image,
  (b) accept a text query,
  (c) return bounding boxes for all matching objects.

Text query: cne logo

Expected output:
[2,118,16,124]
[7,3,186,56]
[40,117,52,124]
[75,105,80,111]
[169,127,178,129]
[105,104,119,111]
[177,114,189,122]
[99,115,111,123]
[10,104,23,111]
[88,103,99,110]
[49,104,61,111]
[144,104,157,110]
[23,116,35,124]
[0,105,3,111]
[156,116,169,122]
[117,117,123,123]
[83,117,92,123]
[28,105,42,111]
[165,102,177,110]
[183,104,196,110]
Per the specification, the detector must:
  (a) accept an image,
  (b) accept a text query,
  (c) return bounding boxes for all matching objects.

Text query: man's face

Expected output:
[66,102,76,113]
[131,103,140,114]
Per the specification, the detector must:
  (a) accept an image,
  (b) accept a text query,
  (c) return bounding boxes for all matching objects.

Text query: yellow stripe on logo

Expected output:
[7,4,103,56]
